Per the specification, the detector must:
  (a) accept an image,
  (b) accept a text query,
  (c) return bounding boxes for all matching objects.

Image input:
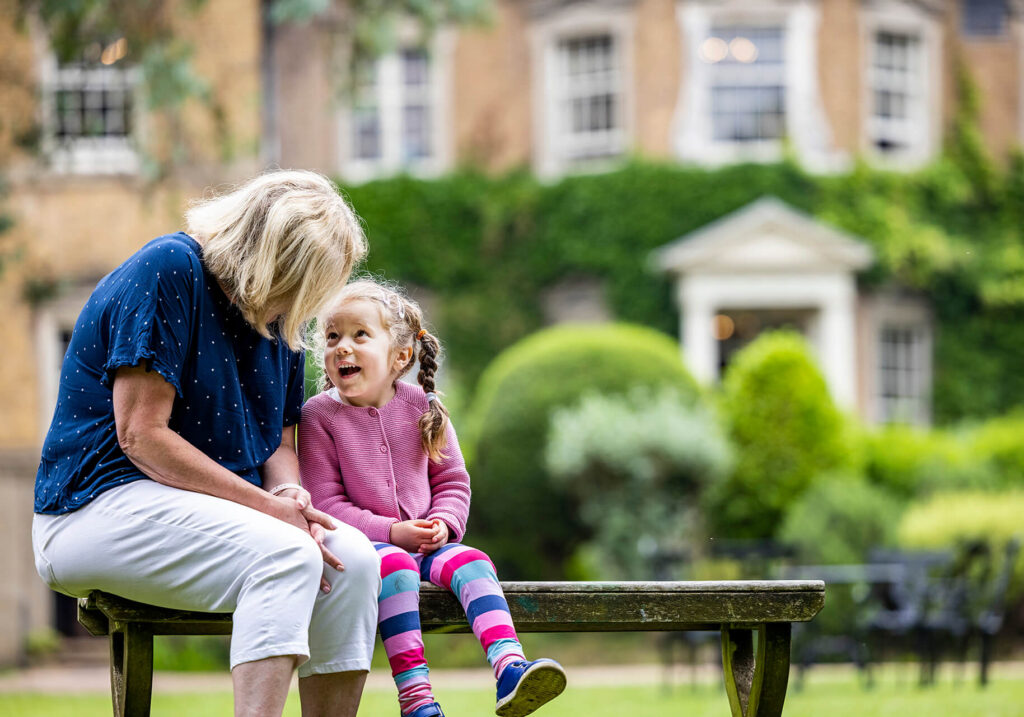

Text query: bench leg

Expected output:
[109,622,154,717]
[721,623,791,717]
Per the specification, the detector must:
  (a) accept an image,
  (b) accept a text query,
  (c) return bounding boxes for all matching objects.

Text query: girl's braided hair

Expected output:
[314,279,450,461]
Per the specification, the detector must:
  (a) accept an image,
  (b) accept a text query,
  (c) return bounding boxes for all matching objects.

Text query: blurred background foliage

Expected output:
[336,147,1024,590]
[462,323,700,579]
[343,152,1024,423]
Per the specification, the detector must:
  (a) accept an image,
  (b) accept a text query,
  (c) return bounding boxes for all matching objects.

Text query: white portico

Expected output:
[653,197,874,410]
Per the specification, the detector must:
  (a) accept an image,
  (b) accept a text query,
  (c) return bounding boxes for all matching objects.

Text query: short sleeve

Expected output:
[283,351,306,426]
[99,242,198,397]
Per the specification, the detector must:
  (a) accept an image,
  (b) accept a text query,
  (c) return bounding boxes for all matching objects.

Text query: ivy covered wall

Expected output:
[341,154,1024,424]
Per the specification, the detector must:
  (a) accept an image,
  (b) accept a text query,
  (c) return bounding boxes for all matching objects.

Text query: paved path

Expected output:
[0,663,680,694]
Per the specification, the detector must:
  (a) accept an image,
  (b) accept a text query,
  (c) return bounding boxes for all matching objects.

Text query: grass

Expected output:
[1,667,1023,717]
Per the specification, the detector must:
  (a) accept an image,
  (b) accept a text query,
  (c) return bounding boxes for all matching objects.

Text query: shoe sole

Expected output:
[495,663,567,717]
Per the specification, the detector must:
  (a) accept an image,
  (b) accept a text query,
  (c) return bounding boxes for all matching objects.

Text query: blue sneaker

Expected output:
[495,658,566,716]
[405,702,445,717]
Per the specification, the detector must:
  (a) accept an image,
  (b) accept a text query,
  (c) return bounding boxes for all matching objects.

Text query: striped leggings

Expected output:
[376,542,525,712]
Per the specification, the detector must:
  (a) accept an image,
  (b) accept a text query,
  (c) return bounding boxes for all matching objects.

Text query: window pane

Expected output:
[52,64,134,142]
[402,49,429,87]
[963,0,1007,36]
[402,104,431,160]
[557,34,621,159]
[878,325,926,423]
[708,26,786,143]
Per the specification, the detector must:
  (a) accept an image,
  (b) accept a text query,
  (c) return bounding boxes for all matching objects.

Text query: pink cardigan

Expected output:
[298,380,471,544]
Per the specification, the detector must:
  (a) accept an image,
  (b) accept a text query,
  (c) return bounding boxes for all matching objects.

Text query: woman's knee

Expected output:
[325,528,382,583]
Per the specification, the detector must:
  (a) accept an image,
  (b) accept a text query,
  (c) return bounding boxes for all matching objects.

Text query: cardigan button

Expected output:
[368,408,378,417]
[379,444,388,453]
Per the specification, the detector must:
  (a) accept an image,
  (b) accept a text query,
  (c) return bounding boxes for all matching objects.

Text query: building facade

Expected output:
[273,0,1024,180]
[0,0,1018,665]
[0,0,264,665]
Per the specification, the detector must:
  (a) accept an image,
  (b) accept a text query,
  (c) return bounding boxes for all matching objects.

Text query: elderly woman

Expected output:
[31,171,380,717]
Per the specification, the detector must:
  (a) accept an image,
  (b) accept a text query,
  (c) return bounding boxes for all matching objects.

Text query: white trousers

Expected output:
[32,479,381,676]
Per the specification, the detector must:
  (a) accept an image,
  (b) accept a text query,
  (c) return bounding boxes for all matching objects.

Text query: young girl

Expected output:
[299,280,566,717]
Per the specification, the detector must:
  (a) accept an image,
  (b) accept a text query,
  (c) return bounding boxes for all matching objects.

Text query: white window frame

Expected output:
[337,28,454,184]
[876,322,932,425]
[673,0,839,171]
[38,51,142,176]
[529,2,635,178]
[860,2,941,169]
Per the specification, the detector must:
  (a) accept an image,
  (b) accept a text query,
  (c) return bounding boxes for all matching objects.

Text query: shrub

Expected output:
[862,412,1024,498]
[861,423,995,498]
[465,323,701,579]
[709,331,855,540]
[898,491,1024,597]
[967,412,1024,488]
[779,474,904,565]
[545,387,733,578]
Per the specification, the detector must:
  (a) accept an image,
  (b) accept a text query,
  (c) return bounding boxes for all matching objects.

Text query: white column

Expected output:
[679,280,717,385]
[817,276,858,409]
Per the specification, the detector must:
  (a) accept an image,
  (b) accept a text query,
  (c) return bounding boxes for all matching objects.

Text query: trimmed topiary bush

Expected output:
[709,330,856,540]
[465,323,701,579]
[545,387,733,579]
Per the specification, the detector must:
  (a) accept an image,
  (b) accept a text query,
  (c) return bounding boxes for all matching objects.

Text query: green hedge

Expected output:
[339,157,1024,422]
[710,331,856,539]
[464,323,700,579]
[779,474,904,565]
[862,413,1024,498]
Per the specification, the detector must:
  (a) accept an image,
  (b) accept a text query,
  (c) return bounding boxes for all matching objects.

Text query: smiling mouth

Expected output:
[337,365,361,379]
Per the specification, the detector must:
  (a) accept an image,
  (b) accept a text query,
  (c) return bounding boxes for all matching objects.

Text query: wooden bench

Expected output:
[78,580,824,717]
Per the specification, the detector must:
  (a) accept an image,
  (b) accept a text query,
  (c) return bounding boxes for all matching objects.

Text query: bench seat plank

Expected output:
[79,579,825,717]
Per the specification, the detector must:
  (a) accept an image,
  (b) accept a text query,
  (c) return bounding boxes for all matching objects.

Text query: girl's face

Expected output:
[322,298,412,408]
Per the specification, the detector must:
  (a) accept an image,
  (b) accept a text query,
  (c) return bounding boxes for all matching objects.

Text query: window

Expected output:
[556,34,624,160]
[868,31,922,155]
[401,49,432,161]
[707,26,786,143]
[341,42,451,181]
[962,0,1007,36]
[351,62,382,161]
[530,4,633,177]
[877,325,929,423]
[42,39,140,174]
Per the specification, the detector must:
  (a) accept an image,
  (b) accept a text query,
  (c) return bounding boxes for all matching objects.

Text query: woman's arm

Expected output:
[113,365,325,533]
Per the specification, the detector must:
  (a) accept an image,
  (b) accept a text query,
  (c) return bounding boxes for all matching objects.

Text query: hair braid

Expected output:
[416,330,449,461]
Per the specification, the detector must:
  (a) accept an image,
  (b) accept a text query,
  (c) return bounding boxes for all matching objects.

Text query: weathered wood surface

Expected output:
[419,581,824,633]
[81,581,824,635]
[79,580,825,717]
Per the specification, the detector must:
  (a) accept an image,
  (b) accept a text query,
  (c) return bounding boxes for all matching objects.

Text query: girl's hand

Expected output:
[389,520,436,552]
[418,519,449,554]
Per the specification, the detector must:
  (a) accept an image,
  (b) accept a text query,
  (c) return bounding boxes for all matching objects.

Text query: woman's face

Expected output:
[322,299,410,407]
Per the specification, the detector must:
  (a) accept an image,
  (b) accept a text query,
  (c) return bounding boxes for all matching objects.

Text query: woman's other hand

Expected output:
[389,519,436,552]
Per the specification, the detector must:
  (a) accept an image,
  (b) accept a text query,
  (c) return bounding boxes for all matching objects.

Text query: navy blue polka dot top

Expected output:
[34,232,306,514]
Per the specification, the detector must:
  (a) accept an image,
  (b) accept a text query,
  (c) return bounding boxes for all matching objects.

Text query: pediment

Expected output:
[653,197,874,275]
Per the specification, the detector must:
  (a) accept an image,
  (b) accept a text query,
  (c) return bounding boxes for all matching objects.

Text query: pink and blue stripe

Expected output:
[373,542,526,715]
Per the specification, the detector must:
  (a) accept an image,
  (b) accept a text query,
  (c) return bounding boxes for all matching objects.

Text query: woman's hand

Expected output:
[266,494,345,592]
[418,519,449,555]
[389,519,436,552]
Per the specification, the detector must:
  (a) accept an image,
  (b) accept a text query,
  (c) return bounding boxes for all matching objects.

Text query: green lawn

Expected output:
[2,671,1022,717]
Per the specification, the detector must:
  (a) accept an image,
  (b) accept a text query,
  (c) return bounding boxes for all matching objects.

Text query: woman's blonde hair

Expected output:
[314,279,450,461]
[185,170,367,350]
